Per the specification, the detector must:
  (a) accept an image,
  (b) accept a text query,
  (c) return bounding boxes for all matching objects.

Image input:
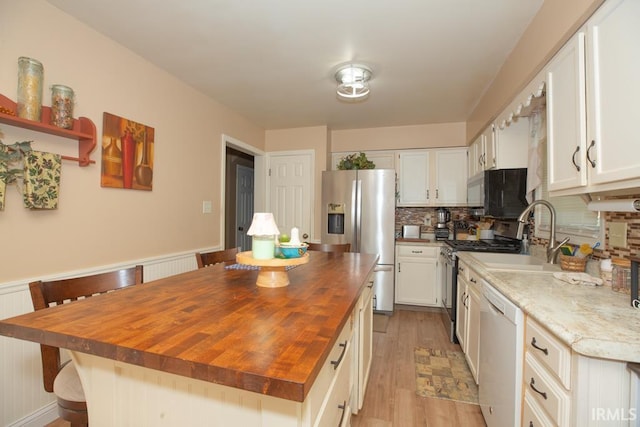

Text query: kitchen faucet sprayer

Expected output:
[516,200,570,264]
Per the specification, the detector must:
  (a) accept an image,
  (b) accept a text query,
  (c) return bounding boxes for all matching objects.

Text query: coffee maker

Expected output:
[435,207,451,240]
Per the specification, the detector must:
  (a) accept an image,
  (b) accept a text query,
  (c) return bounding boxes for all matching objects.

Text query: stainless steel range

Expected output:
[440,234,522,343]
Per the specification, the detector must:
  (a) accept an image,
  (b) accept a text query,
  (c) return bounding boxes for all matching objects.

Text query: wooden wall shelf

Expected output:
[0,93,96,166]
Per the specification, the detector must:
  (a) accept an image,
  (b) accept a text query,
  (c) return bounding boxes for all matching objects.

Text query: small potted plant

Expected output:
[337,152,376,170]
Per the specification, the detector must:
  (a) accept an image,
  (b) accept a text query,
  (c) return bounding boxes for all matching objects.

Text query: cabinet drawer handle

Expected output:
[331,341,348,370]
[459,266,465,272]
[531,337,549,355]
[571,146,581,171]
[529,422,534,427]
[586,140,596,168]
[470,278,477,283]
[436,189,439,199]
[337,400,347,427]
[367,280,374,289]
[529,377,548,400]
[411,250,423,254]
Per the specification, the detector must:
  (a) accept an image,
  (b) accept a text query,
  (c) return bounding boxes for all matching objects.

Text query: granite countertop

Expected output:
[457,252,640,363]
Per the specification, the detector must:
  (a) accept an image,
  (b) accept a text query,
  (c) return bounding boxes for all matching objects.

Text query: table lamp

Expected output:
[247,213,280,260]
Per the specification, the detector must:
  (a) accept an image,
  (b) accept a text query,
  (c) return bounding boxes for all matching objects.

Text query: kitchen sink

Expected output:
[469,252,562,272]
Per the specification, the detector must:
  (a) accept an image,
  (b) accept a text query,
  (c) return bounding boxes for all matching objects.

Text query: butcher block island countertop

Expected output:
[0,252,378,408]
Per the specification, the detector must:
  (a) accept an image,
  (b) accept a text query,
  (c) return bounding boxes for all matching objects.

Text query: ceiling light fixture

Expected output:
[335,64,372,100]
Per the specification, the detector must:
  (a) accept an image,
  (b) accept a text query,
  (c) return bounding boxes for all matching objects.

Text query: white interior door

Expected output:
[268,152,313,242]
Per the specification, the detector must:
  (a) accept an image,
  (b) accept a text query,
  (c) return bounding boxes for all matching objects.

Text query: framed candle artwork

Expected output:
[100,112,154,190]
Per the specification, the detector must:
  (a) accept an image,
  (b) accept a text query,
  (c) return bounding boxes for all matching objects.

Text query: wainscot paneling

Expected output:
[0,249,206,426]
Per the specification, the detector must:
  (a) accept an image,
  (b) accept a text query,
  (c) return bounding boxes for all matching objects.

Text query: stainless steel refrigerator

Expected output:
[321,169,396,313]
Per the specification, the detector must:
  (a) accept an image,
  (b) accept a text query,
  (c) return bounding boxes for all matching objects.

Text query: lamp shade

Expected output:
[247,212,280,236]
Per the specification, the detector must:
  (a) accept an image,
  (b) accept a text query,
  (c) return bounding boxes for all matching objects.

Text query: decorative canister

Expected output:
[612,258,631,294]
[50,84,74,129]
[17,57,44,121]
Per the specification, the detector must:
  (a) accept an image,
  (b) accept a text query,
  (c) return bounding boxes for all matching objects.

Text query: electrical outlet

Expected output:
[202,200,212,214]
[609,222,627,248]
[424,215,431,226]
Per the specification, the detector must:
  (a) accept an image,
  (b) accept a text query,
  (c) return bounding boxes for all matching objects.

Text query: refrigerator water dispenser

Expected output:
[327,203,345,234]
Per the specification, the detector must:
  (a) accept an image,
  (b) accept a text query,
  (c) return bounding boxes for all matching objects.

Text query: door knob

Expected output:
[238,226,244,231]
[302,233,309,239]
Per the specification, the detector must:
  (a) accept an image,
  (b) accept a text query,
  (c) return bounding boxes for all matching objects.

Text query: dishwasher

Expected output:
[478,279,524,427]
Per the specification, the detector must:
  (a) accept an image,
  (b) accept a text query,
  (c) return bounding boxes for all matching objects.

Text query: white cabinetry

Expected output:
[397,148,467,206]
[523,317,572,426]
[395,244,440,307]
[547,0,640,195]
[586,0,640,188]
[466,277,481,383]
[435,149,467,205]
[522,316,632,427]
[352,280,373,413]
[398,151,431,206]
[547,31,588,192]
[468,121,527,181]
[468,134,484,178]
[455,260,480,383]
[455,261,468,350]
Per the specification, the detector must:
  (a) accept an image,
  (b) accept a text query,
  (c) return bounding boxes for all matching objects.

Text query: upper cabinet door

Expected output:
[435,149,467,205]
[546,30,588,192]
[398,149,468,207]
[482,124,496,170]
[586,0,640,186]
[397,151,430,206]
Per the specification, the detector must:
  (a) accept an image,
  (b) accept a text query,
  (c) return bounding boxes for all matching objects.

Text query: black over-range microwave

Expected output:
[467,168,528,219]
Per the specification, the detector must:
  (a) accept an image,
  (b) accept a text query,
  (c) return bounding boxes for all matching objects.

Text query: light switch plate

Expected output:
[609,222,627,248]
[202,200,212,214]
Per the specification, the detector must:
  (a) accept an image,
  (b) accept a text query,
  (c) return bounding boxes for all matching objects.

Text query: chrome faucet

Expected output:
[516,200,570,264]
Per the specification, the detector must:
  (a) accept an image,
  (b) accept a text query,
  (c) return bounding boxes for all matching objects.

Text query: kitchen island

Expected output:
[0,252,378,426]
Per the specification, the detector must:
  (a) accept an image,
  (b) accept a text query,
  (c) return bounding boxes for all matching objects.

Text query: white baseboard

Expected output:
[7,402,57,427]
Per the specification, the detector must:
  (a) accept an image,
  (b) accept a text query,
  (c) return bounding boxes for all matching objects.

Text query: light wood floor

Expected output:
[47,309,485,427]
[351,308,486,427]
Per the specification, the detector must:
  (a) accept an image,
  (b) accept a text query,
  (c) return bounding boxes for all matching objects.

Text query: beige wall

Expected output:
[331,122,466,152]
[467,0,604,142]
[265,126,328,239]
[0,1,264,282]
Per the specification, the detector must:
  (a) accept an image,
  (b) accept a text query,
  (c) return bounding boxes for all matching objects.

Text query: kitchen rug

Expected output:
[414,347,478,405]
[373,314,390,333]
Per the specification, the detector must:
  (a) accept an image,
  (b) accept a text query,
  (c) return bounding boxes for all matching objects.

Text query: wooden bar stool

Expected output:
[28,265,143,427]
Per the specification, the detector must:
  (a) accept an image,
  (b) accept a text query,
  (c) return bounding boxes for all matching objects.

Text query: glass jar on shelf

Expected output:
[17,57,44,121]
[50,84,75,129]
[612,258,631,294]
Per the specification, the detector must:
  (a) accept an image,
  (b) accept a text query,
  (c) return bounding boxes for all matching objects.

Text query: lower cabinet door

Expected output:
[466,283,481,384]
[522,389,554,427]
[316,340,352,427]
[395,258,438,306]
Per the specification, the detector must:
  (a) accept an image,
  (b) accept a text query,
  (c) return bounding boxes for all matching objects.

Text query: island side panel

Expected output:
[74,352,302,427]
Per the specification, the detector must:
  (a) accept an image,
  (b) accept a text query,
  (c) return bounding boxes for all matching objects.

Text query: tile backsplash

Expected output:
[600,197,640,260]
[395,206,471,236]
[397,197,640,261]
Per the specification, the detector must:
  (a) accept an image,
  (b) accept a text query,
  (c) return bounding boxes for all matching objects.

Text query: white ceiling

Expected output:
[47,0,543,130]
